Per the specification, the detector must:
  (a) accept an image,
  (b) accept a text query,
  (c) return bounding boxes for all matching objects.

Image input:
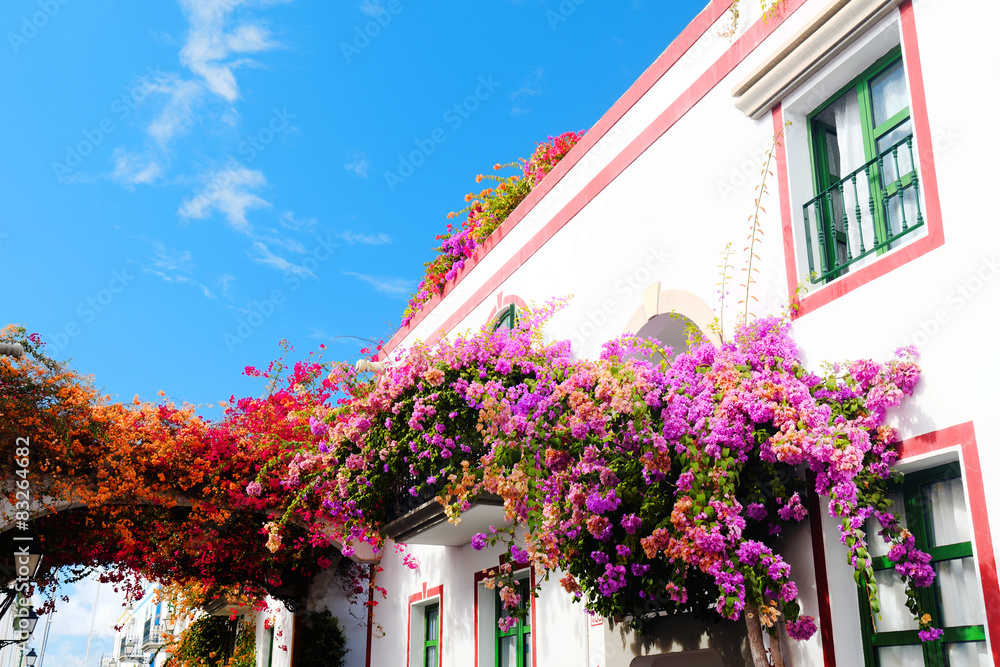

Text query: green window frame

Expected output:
[496,578,531,667]
[804,46,925,284]
[490,304,517,332]
[264,627,274,667]
[423,602,440,667]
[859,463,988,666]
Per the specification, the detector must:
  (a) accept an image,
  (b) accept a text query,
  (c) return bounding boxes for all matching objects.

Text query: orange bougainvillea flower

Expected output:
[1,325,337,611]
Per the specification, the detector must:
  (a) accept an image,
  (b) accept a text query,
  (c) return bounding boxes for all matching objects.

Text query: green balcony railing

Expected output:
[803,134,924,284]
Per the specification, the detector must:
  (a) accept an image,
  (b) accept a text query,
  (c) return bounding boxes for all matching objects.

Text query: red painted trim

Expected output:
[529,566,537,667]
[895,422,1000,665]
[473,559,538,667]
[486,292,528,322]
[365,565,375,667]
[774,104,801,310]
[806,472,837,667]
[383,0,811,351]
[406,582,444,667]
[474,570,486,667]
[783,0,947,318]
[382,0,807,353]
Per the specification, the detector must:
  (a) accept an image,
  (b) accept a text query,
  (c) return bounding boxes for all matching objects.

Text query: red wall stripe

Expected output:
[365,566,375,667]
[807,472,838,667]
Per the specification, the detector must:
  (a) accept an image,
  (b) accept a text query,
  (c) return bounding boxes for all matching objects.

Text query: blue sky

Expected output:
[3,0,706,662]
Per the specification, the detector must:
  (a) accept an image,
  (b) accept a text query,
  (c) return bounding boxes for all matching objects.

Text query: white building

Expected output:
[108,583,168,667]
[303,0,999,665]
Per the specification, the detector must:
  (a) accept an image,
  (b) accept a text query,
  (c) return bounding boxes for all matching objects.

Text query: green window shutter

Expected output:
[423,603,440,667]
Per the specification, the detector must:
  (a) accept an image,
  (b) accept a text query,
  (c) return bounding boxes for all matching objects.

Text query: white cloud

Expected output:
[217,273,236,300]
[146,76,203,145]
[111,148,165,186]
[279,211,316,232]
[247,241,315,276]
[342,271,414,298]
[40,576,129,639]
[344,154,370,179]
[147,244,194,277]
[177,0,284,103]
[100,1,289,187]
[307,326,330,341]
[256,229,307,253]
[510,67,543,115]
[144,242,217,298]
[339,231,390,245]
[178,164,271,231]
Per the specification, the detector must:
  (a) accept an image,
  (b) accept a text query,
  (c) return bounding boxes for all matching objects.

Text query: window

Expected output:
[424,603,440,667]
[496,578,531,667]
[804,46,925,284]
[409,586,443,667]
[490,303,517,332]
[860,463,989,666]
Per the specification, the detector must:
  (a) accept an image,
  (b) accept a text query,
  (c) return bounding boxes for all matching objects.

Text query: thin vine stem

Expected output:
[740,120,791,328]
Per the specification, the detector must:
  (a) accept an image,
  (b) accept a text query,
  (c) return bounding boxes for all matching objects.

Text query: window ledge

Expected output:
[733,0,904,119]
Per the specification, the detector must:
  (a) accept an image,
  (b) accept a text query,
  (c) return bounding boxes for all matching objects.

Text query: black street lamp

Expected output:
[0,604,38,649]
[0,546,43,649]
[24,648,37,667]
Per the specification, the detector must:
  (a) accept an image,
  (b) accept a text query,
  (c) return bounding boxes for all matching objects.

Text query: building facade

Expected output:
[304,0,999,666]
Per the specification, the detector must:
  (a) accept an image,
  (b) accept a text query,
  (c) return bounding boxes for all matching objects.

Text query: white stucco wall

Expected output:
[369,0,997,665]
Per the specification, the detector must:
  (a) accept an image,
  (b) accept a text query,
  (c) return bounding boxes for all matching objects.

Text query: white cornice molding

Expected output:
[733,0,904,119]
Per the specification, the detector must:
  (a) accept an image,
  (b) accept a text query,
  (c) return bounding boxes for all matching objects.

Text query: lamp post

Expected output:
[0,343,23,358]
[21,649,36,667]
[0,546,43,650]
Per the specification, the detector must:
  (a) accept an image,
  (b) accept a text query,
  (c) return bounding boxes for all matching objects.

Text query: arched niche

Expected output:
[623,285,721,360]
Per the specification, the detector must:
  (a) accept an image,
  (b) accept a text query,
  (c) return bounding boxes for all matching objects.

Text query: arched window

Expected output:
[490,303,518,332]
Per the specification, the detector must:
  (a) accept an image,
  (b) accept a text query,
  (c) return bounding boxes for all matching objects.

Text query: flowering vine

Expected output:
[0,327,343,608]
[402,131,584,326]
[249,299,938,653]
[4,297,940,663]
